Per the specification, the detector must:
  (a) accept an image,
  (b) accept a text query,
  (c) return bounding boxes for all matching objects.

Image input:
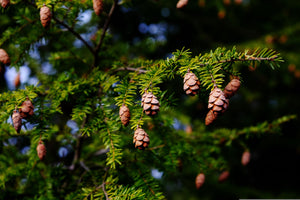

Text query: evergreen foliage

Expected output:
[0,0,298,199]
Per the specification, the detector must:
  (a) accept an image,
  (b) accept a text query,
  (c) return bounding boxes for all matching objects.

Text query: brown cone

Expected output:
[14,73,20,88]
[93,0,104,16]
[1,0,10,8]
[40,5,52,28]
[0,49,10,65]
[224,78,241,98]
[176,0,189,8]
[133,128,150,150]
[12,110,22,133]
[218,171,230,183]
[19,98,34,119]
[205,109,217,126]
[195,173,205,189]
[183,71,201,96]
[119,104,130,126]
[141,92,160,116]
[241,151,250,166]
[36,140,46,160]
[208,87,229,115]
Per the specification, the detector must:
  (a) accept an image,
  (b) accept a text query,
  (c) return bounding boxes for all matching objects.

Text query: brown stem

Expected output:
[114,67,147,74]
[93,0,118,67]
[52,16,95,55]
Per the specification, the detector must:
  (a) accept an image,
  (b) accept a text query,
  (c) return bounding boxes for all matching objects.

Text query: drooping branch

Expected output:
[52,16,95,55]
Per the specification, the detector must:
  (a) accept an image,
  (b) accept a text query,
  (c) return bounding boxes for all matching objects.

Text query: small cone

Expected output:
[12,110,22,133]
[195,173,205,189]
[133,128,150,150]
[241,151,250,166]
[40,5,52,28]
[141,92,160,116]
[205,109,217,125]
[19,98,34,119]
[36,140,46,160]
[224,79,241,98]
[218,171,230,183]
[119,104,130,126]
[0,49,10,65]
[14,73,20,88]
[208,87,229,115]
[183,71,201,96]
[176,0,188,8]
[93,0,104,16]
[1,0,10,8]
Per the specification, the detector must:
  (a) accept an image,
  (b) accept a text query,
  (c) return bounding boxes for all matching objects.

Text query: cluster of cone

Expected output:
[205,78,241,125]
[12,97,34,133]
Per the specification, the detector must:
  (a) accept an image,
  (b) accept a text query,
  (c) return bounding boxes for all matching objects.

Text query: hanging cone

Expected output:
[133,128,150,150]
[176,0,189,9]
[205,109,217,126]
[14,73,20,88]
[40,5,52,28]
[12,110,22,133]
[0,49,10,65]
[1,0,10,8]
[218,171,230,183]
[195,173,205,189]
[93,0,104,16]
[224,78,241,98]
[208,87,229,115]
[141,92,160,116]
[36,140,46,160]
[19,97,34,119]
[183,71,201,96]
[119,104,130,126]
[241,151,251,166]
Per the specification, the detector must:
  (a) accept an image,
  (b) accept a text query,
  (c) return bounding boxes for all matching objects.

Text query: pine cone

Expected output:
[19,98,34,119]
[119,104,130,126]
[40,5,52,28]
[12,110,22,133]
[36,140,46,160]
[208,87,229,115]
[176,0,188,9]
[14,73,20,88]
[93,0,104,16]
[224,78,241,98]
[0,49,10,65]
[195,173,205,189]
[133,128,150,150]
[1,0,10,8]
[218,171,230,183]
[183,71,200,96]
[205,109,217,126]
[141,92,160,116]
[241,151,251,166]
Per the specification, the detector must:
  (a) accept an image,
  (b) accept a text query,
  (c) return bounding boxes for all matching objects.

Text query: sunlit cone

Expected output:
[36,140,46,160]
[241,151,251,166]
[218,171,230,182]
[208,87,229,115]
[119,104,130,126]
[195,173,205,189]
[133,128,150,150]
[12,110,22,133]
[141,92,160,116]
[93,0,104,16]
[1,0,10,8]
[183,71,201,96]
[40,5,52,28]
[19,98,34,119]
[0,49,10,65]
[224,78,241,98]
[176,0,188,9]
[14,73,20,88]
[205,109,217,126]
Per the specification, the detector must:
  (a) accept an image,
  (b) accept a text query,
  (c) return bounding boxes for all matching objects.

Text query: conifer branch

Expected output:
[52,16,95,55]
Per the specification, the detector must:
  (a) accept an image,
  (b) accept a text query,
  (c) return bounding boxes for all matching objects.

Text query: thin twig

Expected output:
[147,144,165,151]
[138,170,156,196]
[114,67,147,74]
[93,0,118,67]
[99,182,110,200]
[52,16,95,55]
